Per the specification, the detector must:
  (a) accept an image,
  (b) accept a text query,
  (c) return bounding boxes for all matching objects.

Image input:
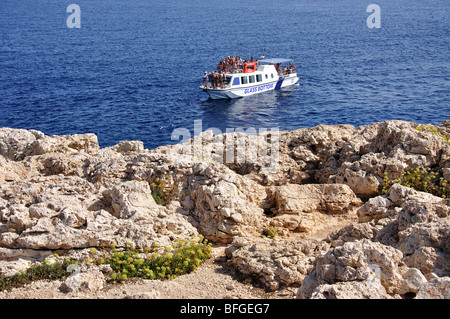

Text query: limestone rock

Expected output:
[0,247,54,276]
[0,128,42,160]
[398,217,450,256]
[404,247,449,279]
[1,121,449,298]
[85,149,129,186]
[0,174,198,252]
[0,128,99,161]
[31,133,99,156]
[328,183,450,286]
[0,156,29,183]
[279,124,356,185]
[127,142,269,243]
[333,120,450,196]
[225,236,330,291]
[264,183,361,232]
[24,152,90,178]
[103,180,161,219]
[309,277,394,299]
[327,222,377,247]
[297,239,426,298]
[188,163,267,243]
[108,140,144,154]
[60,265,106,293]
[355,184,450,257]
[268,183,361,215]
[416,277,450,299]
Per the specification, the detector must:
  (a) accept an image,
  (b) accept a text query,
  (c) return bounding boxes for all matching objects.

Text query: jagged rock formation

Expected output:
[225,237,330,291]
[0,118,449,298]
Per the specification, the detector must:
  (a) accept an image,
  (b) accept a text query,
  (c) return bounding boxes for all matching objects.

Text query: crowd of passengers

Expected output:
[202,56,256,89]
[218,56,256,73]
[276,64,296,76]
[202,55,295,89]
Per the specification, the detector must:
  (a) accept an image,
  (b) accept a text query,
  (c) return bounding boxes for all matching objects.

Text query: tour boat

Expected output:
[200,58,299,99]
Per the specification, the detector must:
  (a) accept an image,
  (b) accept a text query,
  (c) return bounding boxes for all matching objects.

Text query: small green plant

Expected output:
[148,176,176,206]
[99,235,212,282]
[0,257,78,292]
[262,225,277,239]
[377,168,449,198]
[377,172,392,195]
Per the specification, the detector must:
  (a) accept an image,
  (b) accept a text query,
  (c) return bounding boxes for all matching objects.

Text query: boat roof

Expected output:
[259,58,293,64]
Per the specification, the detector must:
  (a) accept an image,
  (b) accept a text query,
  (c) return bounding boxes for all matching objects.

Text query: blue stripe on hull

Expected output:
[275,77,284,89]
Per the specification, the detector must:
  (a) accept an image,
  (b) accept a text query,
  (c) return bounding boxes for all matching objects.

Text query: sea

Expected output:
[0,0,449,149]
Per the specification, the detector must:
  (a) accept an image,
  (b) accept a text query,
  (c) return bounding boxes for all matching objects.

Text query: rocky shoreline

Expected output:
[0,118,449,299]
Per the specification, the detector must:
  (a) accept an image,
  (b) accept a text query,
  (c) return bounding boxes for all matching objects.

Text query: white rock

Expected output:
[416,277,450,299]
[60,267,106,293]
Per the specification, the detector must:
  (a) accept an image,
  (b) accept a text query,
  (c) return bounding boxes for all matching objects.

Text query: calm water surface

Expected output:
[0,0,449,149]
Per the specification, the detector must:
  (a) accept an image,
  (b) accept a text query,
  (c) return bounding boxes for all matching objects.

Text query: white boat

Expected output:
[200,58,299,99]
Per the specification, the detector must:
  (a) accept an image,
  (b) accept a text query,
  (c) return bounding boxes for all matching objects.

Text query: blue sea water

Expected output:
[0,0,449,149]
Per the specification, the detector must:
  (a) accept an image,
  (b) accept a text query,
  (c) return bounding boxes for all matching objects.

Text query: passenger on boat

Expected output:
[290,64,296,73]
[202,72,208,87]
[204,55,266,88]
[237,56,243,70]
[216,71,221,88]
[215,70,220,88]
[209,71,215,88]
[220,71,226,88]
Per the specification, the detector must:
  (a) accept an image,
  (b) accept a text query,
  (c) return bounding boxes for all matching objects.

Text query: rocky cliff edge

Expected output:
[0,118,449,299]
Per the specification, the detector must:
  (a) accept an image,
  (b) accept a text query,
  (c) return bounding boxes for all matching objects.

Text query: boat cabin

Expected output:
[224,59,296,90]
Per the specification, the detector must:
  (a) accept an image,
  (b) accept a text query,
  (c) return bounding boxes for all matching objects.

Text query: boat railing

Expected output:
[200,79,232,90]
[276,65,297,77]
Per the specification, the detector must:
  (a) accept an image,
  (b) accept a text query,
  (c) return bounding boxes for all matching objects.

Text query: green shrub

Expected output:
[0,256,77,292]
[262,225,277,239]
[100,235,212,282]
[377,168,449,198]
[0,235,212,292]
[148,176,176,206]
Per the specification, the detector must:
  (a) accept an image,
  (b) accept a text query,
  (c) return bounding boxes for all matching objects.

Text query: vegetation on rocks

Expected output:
[0,235,212,292]
[0,256,77,292]
[377,168,449,198]
[262,225,278,239]
[99,235,212,282]
[416,124,450,146]
[148,176,176,206]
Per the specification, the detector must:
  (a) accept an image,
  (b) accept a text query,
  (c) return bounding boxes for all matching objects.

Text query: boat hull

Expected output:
[202,75,299,100]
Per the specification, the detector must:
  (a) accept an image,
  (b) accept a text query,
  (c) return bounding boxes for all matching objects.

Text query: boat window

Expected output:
[256,74,262,82]
[232,77,239,86]
[249,75,255,83]
[241,76,248,84]
[265,74,268,79]
[271,74,274,78]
